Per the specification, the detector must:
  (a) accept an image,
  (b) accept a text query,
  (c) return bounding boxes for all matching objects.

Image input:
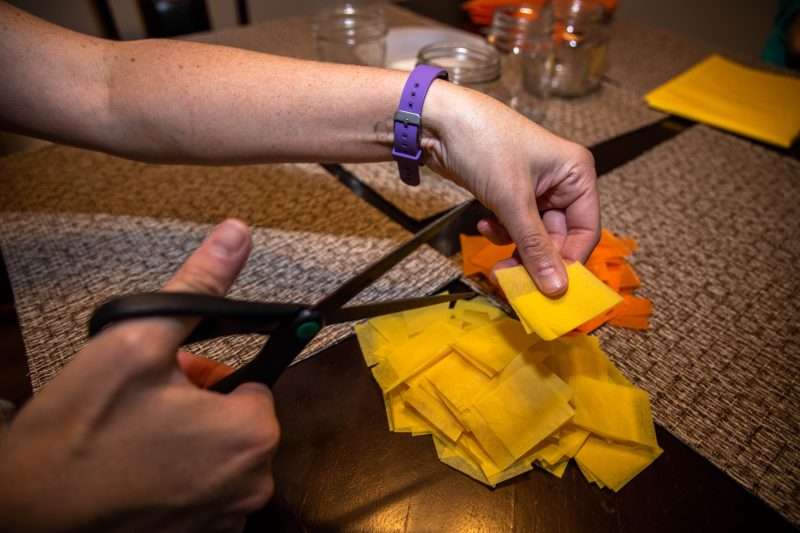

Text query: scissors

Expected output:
[88,202,476,393]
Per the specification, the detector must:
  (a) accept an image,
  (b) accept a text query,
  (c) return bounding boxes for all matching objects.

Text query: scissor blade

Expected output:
[314,201,472,316]
[326,291,476,324]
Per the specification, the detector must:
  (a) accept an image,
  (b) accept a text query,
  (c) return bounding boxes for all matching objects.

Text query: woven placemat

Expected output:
[594,125,800,523]
[0,212,457,393]
[0,146,459,392]
[342,163,474,221]
[540,83,664,146]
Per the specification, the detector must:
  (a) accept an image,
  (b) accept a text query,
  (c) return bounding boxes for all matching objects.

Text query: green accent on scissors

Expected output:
[295,321,321,341]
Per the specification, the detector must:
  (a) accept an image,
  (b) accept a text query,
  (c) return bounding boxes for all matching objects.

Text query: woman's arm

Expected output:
[0,1,599,296]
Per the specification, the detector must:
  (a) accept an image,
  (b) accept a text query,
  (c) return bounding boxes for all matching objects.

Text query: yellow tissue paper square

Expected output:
[371,320,459,392]
[537,459,569,478]
[402,301,451,336]
[384,387,429,434]
[471,361,574,459]
[542,334,610,384]
[496,263,622,340]
[461,409,518,470]
[369,313,409,345]
[645,54,800,148]
[424,352,492,413]
[575,436,662,491]
[401,383,465,443]
[433,436,490,485]
[355,322,388,367]
[571,376,659,449]
[452,318,539,375]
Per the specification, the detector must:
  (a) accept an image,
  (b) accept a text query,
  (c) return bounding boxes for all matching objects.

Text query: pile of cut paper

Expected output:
[355,262,662,489]
[460,229,653,333]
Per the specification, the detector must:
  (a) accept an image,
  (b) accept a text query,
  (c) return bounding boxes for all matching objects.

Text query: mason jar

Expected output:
[313,4,387,67]
[417,42,511,105]
[548,0,611,96]
[487,4,554,121]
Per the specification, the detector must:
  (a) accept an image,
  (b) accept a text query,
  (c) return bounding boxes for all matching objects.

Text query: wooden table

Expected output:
[1,2,797,531]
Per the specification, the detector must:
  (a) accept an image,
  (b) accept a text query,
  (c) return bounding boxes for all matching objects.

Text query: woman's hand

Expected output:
[424,82,600,297]
[0,220,279,532]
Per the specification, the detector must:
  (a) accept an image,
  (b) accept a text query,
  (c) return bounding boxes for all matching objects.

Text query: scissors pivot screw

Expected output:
[295,321,322,341]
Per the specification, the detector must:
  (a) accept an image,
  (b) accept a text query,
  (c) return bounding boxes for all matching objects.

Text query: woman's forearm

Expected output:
[0,2,461,165]
[103,39,456,164]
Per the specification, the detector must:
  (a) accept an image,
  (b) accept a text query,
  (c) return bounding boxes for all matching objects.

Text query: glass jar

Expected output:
[548,0,611,96]
[487,4,551,93]
[487,4,554,121]
[417,42,511,105]
[313,4,387,67]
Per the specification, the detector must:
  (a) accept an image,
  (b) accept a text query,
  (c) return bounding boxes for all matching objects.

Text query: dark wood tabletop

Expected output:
[1,2,798,531]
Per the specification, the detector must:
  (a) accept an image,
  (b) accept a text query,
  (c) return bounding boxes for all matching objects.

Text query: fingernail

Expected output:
[535,266,566,295]
[209,220,248,258]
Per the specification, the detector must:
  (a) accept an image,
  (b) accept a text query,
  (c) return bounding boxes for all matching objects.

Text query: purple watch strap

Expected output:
[392,65,449,186]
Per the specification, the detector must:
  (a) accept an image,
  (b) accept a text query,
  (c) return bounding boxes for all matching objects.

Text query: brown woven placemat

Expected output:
[342,163,473,221]
[595,125,800,523]
[606,20,716,97]
[0,147,459,392]
[540,83,664,145]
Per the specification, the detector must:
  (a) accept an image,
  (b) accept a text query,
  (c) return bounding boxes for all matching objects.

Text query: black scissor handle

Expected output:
[88,292,307,344]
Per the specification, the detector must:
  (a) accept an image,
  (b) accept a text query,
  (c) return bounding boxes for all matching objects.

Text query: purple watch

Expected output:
[392,65,449,186]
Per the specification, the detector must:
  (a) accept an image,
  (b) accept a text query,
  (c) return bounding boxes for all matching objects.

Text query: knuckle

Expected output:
[572,144,595,170]
[110,326,164,370]
[171,261,228,296]
[517,232,553,261]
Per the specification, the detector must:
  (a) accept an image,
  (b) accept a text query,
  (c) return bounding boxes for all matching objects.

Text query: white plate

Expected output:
[385,26,487,70]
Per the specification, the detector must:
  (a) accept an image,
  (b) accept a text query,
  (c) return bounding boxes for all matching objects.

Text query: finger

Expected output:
[227,382,280,454]
[541,209,567,253]
[502,200,568,298]
[476,217,513,245]
[103,219,253,356]
[561,186,601,262]
[177,351,235,389]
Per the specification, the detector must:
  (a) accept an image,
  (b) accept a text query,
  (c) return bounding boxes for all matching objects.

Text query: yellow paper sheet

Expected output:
[355,322,388,367]
[575,436,662,491]
[371,320,460,392]
[384,387,430,434]
[471,360,574,459]
[424,352,492,413]
[557,426,590,458]
[403,301,451,336]
[645,54,800,148]
[537,459,569,478]
[461,409,518,470]
[542,334,610,384]
[402,383,465,443]
[452,318,539,375]
[496,263,622,340]
[571,376,659,449]
[369,313,409,345]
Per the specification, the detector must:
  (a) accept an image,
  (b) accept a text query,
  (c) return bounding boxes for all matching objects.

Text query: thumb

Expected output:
[101,219,252,357]
[504,208,568,298]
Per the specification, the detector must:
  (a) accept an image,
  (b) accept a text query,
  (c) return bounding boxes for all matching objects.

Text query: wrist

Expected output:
[418,80,468,169]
